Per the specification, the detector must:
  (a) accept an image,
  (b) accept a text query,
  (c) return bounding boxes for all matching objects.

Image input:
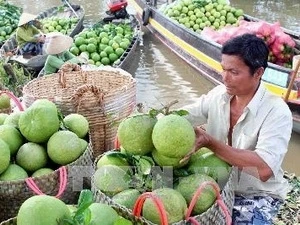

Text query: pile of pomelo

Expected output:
[0,99,90,181]
[92,111,232,224]
[162,0,244,33]
[16,189,134,225]
[40,16,79,35]
[69,22,134,66]
[0,2,22,44]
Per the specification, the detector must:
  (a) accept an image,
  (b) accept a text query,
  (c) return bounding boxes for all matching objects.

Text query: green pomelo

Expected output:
[0,138,10,174]
[143,188,187,224]
[47,130,83,165]
[17,195,71,225]
[31,168,54,177]
[89,203,119,225]
[187,152,231,184]
[0,113,9,125]
[176,173,217,215]
[3,111,23,128]
[113,217,133,225]
[66,205,77,215]
[112,189,140,210]
[189,147,213,164]
[117,114,157,155]
[19,99,60,143]
[63,113,89,138]
[16,142,48,172]
[0,93,11,109]
[152,114,195,158]
[96,153,129,169]
[0,124,24,155]
[0,164,28,181]
[152,149,188,168]
[93,165,130,197]
[79,138,88,154]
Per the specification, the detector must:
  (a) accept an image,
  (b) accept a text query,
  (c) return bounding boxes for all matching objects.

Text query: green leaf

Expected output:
[169,109,189,116]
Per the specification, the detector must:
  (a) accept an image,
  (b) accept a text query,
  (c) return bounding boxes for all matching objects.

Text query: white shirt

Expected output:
[183,83,293,199]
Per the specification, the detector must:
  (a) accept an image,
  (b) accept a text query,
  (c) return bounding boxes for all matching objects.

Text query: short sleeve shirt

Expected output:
[183,83,293,199]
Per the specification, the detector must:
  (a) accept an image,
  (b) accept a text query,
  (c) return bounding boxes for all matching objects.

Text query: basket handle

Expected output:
[133,192,169,225]
[25,166,68,198]
[0,90,24,111]
[185,181,232,225]
[71,84,105,112]
[58,67,86,88]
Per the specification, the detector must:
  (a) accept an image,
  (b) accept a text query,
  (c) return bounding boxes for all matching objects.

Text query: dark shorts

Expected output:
[20,42,44,55]
[232,194,283,225]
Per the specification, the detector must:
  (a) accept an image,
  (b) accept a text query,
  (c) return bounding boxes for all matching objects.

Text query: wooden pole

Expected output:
[284,59,300,102]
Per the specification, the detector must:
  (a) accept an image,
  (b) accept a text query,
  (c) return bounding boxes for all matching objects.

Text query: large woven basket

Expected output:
[22,67,136,158]
[0,143,94,222]
[92,152,236,225]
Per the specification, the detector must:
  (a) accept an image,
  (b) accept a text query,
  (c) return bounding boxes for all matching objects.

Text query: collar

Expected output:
[220,83,266,116]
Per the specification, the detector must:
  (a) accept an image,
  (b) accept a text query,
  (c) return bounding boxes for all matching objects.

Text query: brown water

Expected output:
[10,0,300,175]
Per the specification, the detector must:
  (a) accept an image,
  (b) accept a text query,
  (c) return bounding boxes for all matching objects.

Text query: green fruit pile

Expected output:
[163,0,244,32]
[70,22,134,66]
[40,16,79,35]
[0,2,22,44]
[17,190,134,225]
[0,99,89,181]
[92,109,232,224]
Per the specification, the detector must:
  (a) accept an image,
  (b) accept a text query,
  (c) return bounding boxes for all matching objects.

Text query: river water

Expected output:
[9,0,300,175]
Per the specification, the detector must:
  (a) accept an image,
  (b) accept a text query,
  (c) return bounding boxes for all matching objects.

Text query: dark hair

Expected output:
[221,33,269,75]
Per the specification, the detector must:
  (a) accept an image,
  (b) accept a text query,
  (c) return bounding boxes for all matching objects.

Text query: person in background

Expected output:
[182,33,292,224]
[16,12,45,58]
[43,33,85,75]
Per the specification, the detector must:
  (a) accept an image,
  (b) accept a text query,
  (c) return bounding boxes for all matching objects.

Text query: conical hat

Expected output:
[18,13,36,26]
[44,33,73,55]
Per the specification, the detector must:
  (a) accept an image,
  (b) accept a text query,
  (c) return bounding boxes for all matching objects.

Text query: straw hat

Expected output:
[44,33,73,55]
[18,13,36,26]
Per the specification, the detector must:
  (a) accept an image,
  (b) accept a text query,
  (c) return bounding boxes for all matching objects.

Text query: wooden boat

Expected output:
[128,0,300,134]
[0,4,85,76]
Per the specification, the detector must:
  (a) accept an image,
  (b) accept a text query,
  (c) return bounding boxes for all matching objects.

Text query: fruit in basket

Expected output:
[0,138,10,174]
[63,113,89,138]
[79,138,88,153]
[0,164,28,181]
[0,113,8,125]
[117,114,157,155]
[0,93,11,109]
[47,130,83,165]
[187,150,231,184]
[176,173,217,215]
[88,203,119,225]
[0,124,24,155]
[142,188,187,224]
[152,114,195,158]
[3,111,23,128]
[97,152,129,169]
[94,165,131,197]
[31,168,54,177]
[17,195,71,225]
[152,149,188,168]
[18,99,60,143]
[112,188,141,210]
[16,142,48,172]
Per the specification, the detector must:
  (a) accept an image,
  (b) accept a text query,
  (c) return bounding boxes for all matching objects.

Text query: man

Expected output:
[16,13,45,58]
[182,33,292,224]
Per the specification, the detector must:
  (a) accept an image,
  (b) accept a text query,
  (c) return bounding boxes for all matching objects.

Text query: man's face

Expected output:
[220,54,262,96]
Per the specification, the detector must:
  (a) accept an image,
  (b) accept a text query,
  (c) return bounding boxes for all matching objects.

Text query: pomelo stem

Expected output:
[185,181,232,225]
[133,192,169,225]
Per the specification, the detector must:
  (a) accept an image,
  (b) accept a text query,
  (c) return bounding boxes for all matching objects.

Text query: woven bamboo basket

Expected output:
[92,151,236,225]
[0,143,94,222]
[0,217,15,225]
[22,67,136,158]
